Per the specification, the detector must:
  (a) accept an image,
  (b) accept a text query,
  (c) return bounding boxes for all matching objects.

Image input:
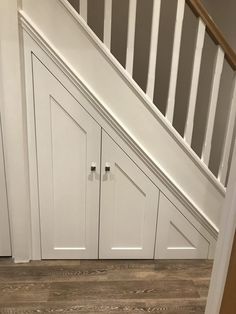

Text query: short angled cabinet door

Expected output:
[33,57,101,259]
[155,193,210,259]
[99,131,159,259]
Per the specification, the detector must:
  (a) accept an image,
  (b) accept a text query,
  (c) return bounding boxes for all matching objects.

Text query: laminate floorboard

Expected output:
[0,258,213,314]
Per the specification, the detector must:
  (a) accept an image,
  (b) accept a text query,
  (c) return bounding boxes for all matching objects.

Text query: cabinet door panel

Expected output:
[155,193,209,259]
[33,57,101,259]
[99,131,159,259]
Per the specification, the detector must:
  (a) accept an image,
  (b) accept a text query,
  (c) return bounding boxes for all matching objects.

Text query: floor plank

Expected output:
[0,300,207,313]
[0,259,212,314]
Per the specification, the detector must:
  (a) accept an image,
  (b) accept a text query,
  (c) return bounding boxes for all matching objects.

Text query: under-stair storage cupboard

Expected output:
[33,57,159,260]
[28,52,213,260]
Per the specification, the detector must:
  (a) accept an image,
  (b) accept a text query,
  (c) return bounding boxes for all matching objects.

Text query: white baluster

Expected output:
[104,0,112,50]
[202,47,224,165]
[184,19,205,145]
[166,0,185,123]
[126,0,137,76]
[146,0,161,100]
[218,76,236,185]
[80,0,87,22]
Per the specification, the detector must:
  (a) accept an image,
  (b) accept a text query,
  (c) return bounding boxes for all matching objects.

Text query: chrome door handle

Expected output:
[91,162,96,172]
[105,163,111,172]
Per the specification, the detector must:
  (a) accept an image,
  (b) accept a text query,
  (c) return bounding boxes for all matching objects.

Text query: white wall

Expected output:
[0,0,31,262]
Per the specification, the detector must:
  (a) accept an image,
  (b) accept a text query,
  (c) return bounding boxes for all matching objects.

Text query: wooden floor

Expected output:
[0,258,212,313]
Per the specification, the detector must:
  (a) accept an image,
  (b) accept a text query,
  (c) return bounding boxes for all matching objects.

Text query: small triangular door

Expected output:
[155,193,209,259]
[168,222,196,249]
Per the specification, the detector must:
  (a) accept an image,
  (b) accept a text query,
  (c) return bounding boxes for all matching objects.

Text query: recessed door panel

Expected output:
[51,99,87,249]
[155,193,209,259]
[33,57,101,259]
[99,131,159,259]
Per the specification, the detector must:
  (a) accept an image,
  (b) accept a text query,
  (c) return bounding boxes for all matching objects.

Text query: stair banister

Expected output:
[184,19,205,145]
[126,0,137,76]
[104,0,112,50]
[202,47,225,166]
[67,0,236,188]
[165,0,185,123]
[146,0,161,100]
[80,0,87,22]
[218,76,236,185]
[186,0,236,70]
[185,0,236,185]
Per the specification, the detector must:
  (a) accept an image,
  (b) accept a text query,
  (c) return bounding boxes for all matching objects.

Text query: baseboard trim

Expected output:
[13,259,30,264]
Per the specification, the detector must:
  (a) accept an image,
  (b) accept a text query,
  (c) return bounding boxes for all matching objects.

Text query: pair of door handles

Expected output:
[91,163,110,172]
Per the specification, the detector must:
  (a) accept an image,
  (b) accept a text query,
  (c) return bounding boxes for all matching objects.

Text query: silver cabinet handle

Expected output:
[105,163,111,172]
[91,162,96,172]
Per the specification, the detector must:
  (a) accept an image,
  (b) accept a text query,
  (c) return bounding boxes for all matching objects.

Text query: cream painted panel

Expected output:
[21,0,223,228]
[0,119,11,256]
[155,193,209,259]
[99,131,159,259]
[33,57,101,259]
[51,99,87,249]
[0,0,31,263]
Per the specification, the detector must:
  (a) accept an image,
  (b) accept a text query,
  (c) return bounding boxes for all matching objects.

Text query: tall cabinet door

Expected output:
[0,118,11,256]
[33,57,101,259]
[99,132,159,259]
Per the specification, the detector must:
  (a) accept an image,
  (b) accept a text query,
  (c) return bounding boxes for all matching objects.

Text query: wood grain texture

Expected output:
[0,259,212,313]
[186,0,236,70]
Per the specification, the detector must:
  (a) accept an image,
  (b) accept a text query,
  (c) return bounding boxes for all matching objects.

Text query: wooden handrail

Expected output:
[186,0,236,70]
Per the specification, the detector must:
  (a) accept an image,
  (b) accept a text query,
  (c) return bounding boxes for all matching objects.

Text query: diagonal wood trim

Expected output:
[186,0,236,70]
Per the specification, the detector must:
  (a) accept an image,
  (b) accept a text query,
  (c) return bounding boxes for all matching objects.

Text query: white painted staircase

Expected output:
[17,0,236,259]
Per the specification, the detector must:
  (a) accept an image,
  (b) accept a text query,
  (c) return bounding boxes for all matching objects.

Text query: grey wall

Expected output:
[202,0,236,52]
[201,0,236,181]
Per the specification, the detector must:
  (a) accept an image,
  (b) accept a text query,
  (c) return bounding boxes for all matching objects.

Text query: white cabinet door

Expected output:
[0,118,11,256]
[33,57,101,259]
[155,193,209,259]
[99,131,159,259]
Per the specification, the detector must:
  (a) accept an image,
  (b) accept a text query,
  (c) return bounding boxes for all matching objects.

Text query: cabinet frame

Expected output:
[22,27,216,261]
